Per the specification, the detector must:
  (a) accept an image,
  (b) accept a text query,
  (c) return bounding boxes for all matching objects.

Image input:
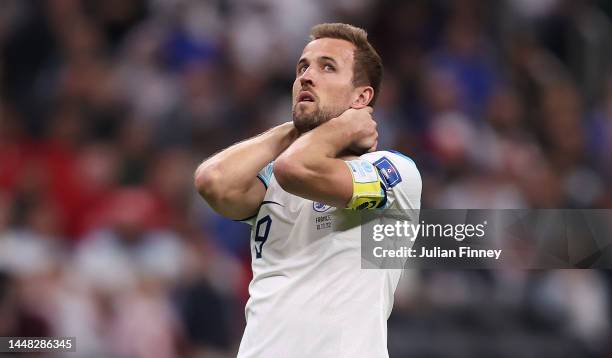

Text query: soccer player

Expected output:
[195,23,421,357]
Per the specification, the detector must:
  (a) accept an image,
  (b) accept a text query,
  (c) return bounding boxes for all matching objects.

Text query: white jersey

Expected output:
[237,150,421,358]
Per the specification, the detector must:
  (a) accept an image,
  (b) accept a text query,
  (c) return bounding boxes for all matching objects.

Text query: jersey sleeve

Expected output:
[238,162,274,226]
[256,162,274,189]
[362,151,422,210]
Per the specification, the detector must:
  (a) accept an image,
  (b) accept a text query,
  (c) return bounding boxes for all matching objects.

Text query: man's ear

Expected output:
[350,86,374,109]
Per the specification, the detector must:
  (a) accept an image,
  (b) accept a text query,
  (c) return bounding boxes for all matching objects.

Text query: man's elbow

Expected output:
[273,156,309,194]
[194,164,224,203]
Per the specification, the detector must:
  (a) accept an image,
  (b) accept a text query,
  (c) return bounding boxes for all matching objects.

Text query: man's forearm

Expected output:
[195,122,298,216]
[279,116,356,171]
[273,116,359,207]
[197,122,297,181]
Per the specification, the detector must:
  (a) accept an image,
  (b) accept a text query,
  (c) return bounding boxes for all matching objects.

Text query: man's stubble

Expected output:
[292,103,346,134]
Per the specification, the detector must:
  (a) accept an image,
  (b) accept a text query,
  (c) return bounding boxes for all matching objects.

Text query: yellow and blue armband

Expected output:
[345,159,386,210]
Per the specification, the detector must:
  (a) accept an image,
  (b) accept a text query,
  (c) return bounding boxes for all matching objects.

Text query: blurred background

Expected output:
[0,0,611,357]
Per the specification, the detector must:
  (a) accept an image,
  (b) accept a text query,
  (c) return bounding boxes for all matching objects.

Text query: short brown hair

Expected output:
[310,23,383,106]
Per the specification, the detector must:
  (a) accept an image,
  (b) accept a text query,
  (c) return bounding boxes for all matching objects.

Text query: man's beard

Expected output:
[292,103,344,134]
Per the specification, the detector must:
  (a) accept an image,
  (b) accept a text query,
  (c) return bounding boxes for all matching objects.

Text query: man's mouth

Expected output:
[298,91,315,103]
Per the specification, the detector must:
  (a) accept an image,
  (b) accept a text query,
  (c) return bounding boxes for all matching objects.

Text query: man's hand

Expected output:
[334,107,378,154]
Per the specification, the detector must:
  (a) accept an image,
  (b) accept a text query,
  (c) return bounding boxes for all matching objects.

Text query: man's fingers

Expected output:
[367,140,378,153]
[347,106,373,114]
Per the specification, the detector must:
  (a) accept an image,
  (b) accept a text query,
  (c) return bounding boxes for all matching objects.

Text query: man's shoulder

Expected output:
[360,150,419,174]
[360,150,417,166]
[360,150,421,190]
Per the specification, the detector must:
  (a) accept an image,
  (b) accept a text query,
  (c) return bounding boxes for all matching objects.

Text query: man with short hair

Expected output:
[195,23,421,358]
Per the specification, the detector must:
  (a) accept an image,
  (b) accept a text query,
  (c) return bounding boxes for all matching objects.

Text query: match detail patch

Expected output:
[373,157,402,188]
[346,159,379,183]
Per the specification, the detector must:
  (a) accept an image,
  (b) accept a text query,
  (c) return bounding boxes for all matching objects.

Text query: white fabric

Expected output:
[237,151,421,358]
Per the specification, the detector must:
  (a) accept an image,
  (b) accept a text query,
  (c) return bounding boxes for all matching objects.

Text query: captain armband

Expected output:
[344,159,386,210]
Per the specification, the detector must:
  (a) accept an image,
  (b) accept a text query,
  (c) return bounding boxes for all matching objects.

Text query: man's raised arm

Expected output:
[194,122,298,220]
[273,108,378,209]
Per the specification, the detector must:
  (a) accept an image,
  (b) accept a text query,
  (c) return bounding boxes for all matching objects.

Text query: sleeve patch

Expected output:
[373,157,402,188]
[346,160,379,183]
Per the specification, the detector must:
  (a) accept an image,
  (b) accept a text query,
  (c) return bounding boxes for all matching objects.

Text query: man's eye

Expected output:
[323,64,335,72]
[298,65,308,74]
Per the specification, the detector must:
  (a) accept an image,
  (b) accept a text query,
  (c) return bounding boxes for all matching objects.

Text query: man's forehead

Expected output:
[299,38,355,64]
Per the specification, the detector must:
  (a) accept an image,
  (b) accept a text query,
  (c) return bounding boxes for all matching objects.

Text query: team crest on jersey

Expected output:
[313,202,332,212]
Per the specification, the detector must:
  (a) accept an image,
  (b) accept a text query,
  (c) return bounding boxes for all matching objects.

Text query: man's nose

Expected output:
[299,67,314,87]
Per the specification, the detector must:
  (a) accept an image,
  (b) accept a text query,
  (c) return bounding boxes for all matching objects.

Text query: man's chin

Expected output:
[292,107,318,133]
[292,104,341,133]
[292,116,318,134]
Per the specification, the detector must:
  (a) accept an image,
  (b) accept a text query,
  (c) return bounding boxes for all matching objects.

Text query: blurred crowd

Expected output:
[0,0,611,357]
